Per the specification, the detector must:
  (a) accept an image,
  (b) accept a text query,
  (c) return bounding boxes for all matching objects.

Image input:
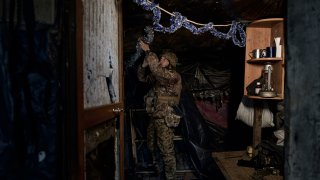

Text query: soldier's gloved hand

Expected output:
[139,40,150,52]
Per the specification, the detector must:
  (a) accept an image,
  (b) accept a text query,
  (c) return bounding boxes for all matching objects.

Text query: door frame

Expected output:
[75,0,124,179]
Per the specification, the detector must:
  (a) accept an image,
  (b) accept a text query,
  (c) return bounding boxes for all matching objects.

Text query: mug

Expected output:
[249,49,266,59]
[266,46,276,57]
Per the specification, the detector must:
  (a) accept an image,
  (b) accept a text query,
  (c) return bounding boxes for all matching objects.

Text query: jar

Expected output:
[255,82,262,95]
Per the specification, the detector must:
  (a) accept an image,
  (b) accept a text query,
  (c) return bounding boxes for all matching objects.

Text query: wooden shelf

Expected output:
[247,58,283,63]
[246,95,283,100]
[243,18,285,148]
[244,18,285,100]
[248,18,284,27]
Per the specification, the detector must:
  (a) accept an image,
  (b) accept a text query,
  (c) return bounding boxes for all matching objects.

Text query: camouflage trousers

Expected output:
[147,118,176,180]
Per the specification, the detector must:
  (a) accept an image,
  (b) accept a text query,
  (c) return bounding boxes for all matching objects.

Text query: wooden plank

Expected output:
[85,120,115,153]
[212,151,283,180]
[252,101,263,152]
[213,151,253,180]
[248,18,284,27]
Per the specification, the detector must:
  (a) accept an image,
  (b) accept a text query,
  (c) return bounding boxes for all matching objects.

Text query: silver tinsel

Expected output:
[133,0,246,47]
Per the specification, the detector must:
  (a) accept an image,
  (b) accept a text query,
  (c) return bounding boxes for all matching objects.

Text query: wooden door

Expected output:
[76,0,124,179]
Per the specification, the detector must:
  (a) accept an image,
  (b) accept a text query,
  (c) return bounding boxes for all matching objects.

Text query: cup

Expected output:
[266,47,276,57]
[250,49,266,59]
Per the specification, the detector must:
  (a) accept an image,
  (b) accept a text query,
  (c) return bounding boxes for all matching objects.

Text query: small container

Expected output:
[247,146,253,158]
[255,82,262,95]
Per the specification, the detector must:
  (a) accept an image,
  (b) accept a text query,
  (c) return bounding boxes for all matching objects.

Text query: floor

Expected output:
[127,108,227,180]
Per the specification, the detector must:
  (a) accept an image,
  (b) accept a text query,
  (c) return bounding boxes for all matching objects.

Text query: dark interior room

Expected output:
[123,1,284,179]
[0,0,319,180]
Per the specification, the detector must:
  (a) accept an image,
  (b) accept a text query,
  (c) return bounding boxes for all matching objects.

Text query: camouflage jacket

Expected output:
[137,52,182,119]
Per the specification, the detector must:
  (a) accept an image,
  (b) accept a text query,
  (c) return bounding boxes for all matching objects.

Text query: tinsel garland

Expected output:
[133,0,246,47]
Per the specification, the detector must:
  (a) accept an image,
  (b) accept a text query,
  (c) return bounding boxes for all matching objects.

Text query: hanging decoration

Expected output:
[133,0,246,47]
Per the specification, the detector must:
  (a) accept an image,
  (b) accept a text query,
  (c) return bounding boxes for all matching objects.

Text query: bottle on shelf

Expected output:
[274,37,282,58]
[255,82,262,95]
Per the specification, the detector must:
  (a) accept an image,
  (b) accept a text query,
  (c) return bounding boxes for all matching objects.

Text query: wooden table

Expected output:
[212,151,283,180]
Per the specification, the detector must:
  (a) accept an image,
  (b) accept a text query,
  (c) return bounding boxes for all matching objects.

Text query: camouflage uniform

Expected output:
[137,51,182,180]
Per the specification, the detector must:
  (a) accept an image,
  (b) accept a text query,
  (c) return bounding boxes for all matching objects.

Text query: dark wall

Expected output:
[286,0,320,179]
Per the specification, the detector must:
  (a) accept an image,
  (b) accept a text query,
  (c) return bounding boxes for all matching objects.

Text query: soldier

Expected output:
[137,40,182,180]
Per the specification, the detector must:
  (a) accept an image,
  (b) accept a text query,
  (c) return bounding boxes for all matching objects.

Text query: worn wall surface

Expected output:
[83,0,120,108]
[286,0,320,179]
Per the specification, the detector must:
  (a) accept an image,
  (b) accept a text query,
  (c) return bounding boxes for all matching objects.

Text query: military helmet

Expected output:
[161,52,178,67]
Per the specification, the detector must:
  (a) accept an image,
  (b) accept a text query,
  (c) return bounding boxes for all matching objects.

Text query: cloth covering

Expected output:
[235,96,274,127]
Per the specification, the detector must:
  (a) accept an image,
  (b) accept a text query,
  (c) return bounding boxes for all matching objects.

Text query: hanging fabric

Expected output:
[0,0,57,179]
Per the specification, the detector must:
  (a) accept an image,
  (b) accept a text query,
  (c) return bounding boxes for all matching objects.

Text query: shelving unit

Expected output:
[243,18,285,149]
[244,18,285,100]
